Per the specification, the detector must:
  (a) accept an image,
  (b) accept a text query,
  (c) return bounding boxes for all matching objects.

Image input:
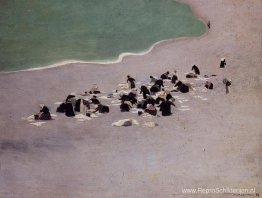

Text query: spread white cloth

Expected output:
[112,119,139,127]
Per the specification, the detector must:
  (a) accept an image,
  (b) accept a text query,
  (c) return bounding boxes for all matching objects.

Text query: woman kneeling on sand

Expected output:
[34,104,52,120]
[158,100,176,116]
[144,104,157,116]
[174,81,193,93]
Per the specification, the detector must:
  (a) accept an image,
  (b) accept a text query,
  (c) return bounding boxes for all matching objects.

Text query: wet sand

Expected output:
[0,0,261,197]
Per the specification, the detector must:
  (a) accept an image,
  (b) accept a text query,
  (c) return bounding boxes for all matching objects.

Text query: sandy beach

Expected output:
[0,0,261,197]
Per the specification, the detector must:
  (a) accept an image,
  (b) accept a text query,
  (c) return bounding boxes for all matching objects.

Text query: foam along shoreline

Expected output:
[1,33,207,74]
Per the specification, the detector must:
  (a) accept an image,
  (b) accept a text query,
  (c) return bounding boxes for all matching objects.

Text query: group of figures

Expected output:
[34,58,231,121]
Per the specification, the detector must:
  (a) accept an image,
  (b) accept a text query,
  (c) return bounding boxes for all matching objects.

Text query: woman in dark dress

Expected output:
[127,75,136,89]
[140,85,150,99]
[220,58,226,68]
[158,100,176,116]
[174,81,189,93]
[192,65,200,75]
[35,105,52,120]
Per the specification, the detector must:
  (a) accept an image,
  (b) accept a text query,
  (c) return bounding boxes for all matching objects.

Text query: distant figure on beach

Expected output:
[155,79,164,89]
[207,21,210,29]
[171,70,178,84]
[127,75,136,89]
[174,81,189,93]
[149,75,158,84]
[192,65,200,75]
[144,104,157,116]
[158,99,176,116]
[155,89,166,104]
[94,104,110,113]
[205,81,213,89]
[150,84,160,95]
[223,78,231,94]
[120,100,133,112]
[220,58,226,68]
[64,103,75,117]
[35,105,52,120]
[140,85,150,99]
[57,94,77,116]
[65,94,76,104]
[160,71,171,80]
[150,78,164,94]
[90,95,100,105]
[166,92,175,102]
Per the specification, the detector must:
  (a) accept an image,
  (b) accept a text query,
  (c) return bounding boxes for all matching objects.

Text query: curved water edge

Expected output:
[1,34,208,74]
[0,0,207,74]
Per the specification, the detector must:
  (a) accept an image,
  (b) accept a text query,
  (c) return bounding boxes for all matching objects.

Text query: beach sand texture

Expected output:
[0,0,261,197]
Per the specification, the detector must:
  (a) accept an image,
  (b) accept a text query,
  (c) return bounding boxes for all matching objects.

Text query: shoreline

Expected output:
[0,35,207,74]
[0,0,208,74]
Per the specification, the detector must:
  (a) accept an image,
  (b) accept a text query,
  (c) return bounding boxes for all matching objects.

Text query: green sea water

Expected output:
[0,0,206,72]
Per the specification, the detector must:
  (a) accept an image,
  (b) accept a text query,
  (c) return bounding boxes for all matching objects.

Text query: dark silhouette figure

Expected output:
[205,81,213,89]
[120,101,132,112]
[192,65,200,75]
[207,21,210,29]
[35,105,52,120]
[150,84,160,94]
[94,104,109,113]
[64,103,75,117]
[171,75,178,84]
[220,58,226,68]
[175,81,189,93]
[140,85,150,99]
[155,79,164,88]
[160,71,171,80]
[158,100,176,116]
[127,75,136,89]
[223,78,231,94]
[90,96,100,105]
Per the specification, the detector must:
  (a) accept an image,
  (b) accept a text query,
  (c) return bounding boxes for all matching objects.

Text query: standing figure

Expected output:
[223,78,231,94]
[140,85,150,99]
[207,21,211,29]
[127,75,136,89]
[192,65,200,75]
[220,58,226,68]
[171,70,178,84]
